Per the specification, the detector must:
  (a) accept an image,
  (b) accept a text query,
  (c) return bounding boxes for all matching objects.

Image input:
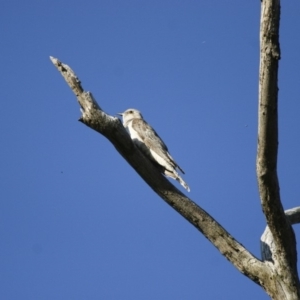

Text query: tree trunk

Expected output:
[257,0,300,298]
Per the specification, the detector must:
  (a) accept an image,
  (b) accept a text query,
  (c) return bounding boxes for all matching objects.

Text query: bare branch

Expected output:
[257,0,300,297]
[285,207,300,225]
[50,56,269,287]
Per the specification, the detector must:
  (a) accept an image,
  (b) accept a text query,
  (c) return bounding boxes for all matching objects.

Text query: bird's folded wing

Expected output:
[131,119,184,173]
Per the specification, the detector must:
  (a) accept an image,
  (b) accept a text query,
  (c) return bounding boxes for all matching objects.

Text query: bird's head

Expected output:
[118,108,143,126]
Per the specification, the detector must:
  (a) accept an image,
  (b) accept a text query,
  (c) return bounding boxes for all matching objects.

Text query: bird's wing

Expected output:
[131,119,185,173]
[132,119,168,150]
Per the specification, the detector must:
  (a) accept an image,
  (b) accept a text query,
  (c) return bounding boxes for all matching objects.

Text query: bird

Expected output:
[118,108,190,192]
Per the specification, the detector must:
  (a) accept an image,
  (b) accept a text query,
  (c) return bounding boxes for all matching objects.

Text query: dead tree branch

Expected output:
[50,56,269,288]
[257,0,300,298]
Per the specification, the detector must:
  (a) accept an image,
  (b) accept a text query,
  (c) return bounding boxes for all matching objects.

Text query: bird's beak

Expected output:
[117,113,123,116]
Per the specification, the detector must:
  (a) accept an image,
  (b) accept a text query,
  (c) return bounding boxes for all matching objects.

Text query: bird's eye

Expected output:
[129,110,133,113]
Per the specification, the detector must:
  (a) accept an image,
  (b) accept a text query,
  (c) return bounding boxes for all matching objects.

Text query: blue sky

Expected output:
[1,1,300,299]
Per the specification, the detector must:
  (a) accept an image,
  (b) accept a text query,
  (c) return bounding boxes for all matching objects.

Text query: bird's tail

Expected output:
[164,170,190,192]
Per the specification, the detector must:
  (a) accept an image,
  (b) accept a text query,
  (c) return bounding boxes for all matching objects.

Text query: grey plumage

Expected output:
[118,108,190,192]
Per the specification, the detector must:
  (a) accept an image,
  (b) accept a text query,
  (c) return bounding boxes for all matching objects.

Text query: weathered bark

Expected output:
[260,207,300,300]
[257,0,300,298]
[261,207,300,263]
